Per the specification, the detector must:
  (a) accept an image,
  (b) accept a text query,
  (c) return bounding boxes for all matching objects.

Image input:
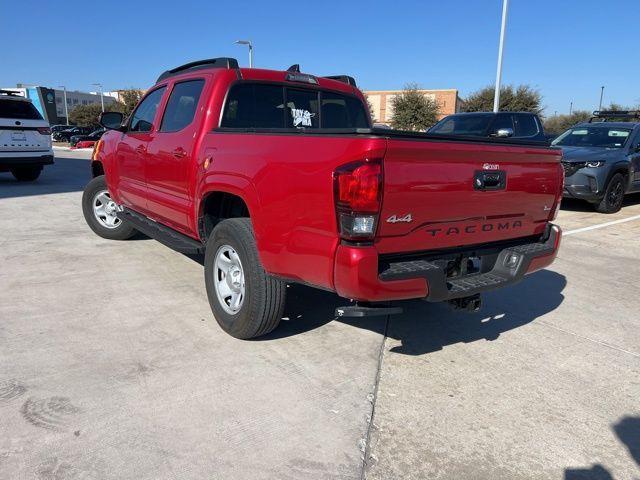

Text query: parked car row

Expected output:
[52,125,95,142]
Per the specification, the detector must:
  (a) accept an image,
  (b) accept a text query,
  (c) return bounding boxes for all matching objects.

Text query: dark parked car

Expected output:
[70,128,105,147]
[552,111,640,213]
[53,126,94,142]
[51,124,75,134]
[428,111,547,142]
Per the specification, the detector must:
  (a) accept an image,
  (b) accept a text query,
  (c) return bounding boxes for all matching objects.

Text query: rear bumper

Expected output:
[0,154,54,169]
[334,224,561,302]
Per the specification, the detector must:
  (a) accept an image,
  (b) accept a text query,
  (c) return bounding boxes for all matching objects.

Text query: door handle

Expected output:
[172,147,186,158]
[135,145,146,154]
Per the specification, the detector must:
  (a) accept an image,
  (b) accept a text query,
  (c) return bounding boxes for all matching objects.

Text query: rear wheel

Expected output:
[82,175,137,240]
[204,218,286,339]
[595,173,625,214]
[11,166,42,182]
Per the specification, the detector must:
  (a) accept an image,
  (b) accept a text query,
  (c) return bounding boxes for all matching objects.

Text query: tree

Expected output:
[463,84,543,115]
[69,104,103,127]
[118,89,144,117]
[364,94,377,123]
[543,110,591,135]
[390,83,440,131]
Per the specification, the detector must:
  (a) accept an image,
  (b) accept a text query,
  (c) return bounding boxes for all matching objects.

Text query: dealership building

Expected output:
[1,85,116,125]
[363,89,464,125]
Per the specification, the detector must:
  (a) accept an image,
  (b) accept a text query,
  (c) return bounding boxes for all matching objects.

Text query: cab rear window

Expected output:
[0,100,43,120]
[220,83,368,130]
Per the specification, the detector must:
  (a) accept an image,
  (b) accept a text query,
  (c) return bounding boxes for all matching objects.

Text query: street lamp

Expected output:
[92,83,105,112]
[234,40,253,68]
[57,85,69,125]
[493,0,509,112]
[598,86,605,111]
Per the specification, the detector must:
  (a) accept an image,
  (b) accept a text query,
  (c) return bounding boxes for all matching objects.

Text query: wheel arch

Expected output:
[197,180,261,242]
[91,160,104,178]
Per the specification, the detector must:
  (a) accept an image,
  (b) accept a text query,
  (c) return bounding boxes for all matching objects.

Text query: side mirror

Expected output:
[99,111,125,131]
[495,127,514,138]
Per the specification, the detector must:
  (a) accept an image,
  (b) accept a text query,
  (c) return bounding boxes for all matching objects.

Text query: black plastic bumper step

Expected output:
[377,225,559,302]
[118,208,204,255]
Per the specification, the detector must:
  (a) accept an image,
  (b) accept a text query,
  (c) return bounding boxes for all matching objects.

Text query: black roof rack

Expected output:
[589,110,640,122]
[0,89,23,96]
[323,75,357,87]
[156,57,239,83]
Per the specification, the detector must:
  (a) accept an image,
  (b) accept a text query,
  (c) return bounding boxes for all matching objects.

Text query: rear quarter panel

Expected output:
[197,133,386,290]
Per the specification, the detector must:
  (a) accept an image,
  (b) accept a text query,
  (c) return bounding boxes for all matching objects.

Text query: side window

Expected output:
[129,87,166,133]
[220,84,285,128]
[160,80,205,132]
[514,113,539,137]
[286,88,319,129]
[490,114,514,134]
[321,92,369,128]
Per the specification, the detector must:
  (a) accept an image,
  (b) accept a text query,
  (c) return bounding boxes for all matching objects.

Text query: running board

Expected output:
[118,208,204,254]
[335,303,403,318]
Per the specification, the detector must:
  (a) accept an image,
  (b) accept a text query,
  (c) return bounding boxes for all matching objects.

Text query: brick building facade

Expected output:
[363,89,463,125]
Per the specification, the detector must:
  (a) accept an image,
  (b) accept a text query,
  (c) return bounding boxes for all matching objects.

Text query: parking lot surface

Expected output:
[1,150,639,479]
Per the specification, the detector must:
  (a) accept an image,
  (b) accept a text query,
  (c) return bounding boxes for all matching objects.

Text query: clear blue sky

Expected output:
[2,0,637,116]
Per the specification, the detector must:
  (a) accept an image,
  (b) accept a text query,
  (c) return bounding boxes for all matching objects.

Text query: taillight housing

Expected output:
[550,161,565,221]
[333,159,382,240]
[37,127,51,135]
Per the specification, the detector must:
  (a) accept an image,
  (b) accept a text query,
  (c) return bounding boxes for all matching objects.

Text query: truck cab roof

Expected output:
[153,57,359,96]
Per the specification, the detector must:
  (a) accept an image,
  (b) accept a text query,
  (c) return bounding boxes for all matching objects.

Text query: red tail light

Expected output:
[333,159,383,240]
[37,127,51,135]
[335,160,382,213]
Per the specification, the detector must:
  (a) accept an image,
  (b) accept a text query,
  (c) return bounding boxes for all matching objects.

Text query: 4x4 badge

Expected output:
[387,214,413,224]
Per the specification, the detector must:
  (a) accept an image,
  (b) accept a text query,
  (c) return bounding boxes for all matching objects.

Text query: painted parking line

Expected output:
[564,214,640,236]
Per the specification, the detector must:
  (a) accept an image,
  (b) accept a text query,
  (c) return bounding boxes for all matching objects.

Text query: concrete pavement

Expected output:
[1,151,639,479]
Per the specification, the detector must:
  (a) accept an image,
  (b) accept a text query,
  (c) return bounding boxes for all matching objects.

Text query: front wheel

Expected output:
[11,166,42,181]
[204,218,286,339]
[595,173,625,214]
[82,175,137,240]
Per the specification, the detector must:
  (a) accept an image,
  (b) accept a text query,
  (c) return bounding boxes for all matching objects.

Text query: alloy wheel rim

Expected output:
[92,190,121,229]
[214,245,245,315]
[608,181,623,207]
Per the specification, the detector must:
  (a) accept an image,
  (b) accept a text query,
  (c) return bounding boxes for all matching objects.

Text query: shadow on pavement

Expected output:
[564,416,640,480]
[0,157,90,200]
[262,269,566,355]
[560,192,640,212]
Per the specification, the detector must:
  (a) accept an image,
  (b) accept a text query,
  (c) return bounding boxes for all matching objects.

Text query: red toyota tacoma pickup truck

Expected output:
[82,58,563,339]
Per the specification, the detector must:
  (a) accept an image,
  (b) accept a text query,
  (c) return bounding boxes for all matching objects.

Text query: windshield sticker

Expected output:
[608,130,629,137]
[571,129,588,135]
[291,108,315,127]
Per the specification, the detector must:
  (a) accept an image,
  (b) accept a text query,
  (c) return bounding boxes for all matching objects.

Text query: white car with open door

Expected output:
[0,90,53,181]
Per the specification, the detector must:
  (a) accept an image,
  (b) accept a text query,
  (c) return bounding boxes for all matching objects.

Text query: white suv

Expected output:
[0,90,54,181]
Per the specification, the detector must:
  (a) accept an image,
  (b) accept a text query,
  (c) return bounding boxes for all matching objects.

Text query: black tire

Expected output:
[204,218,286,339]
[11,166,42,182]
[595,173,626,214]
[82,175,137,240]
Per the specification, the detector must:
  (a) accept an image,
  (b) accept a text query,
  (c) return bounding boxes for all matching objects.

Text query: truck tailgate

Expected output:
[376,138,563,254]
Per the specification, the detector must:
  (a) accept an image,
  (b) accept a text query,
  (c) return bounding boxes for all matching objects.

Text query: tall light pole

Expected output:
[598,86,605,111]
[493,0,509,113]
[92,83,105,112]
[58,85,69,125]
[234,40,253,68]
